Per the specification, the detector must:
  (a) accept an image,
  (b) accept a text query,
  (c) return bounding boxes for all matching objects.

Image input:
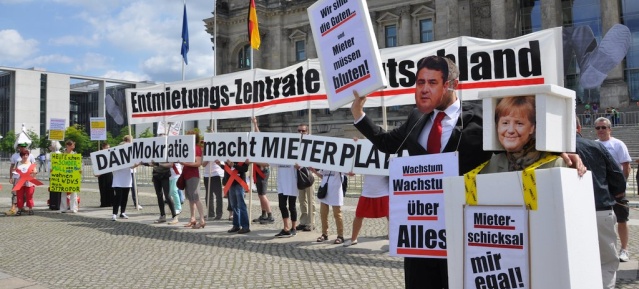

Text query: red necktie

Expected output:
[426,111,446,154]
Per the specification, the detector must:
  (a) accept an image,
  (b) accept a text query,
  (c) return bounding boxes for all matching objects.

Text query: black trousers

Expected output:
[98,173,114,207]
[278,194,297,221]
[404,257,448,289]
[153,177,176,218]
[203,176,223,218]
[113,187,130,215]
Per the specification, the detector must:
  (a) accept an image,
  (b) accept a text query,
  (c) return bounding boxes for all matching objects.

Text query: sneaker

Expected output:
[237,228,251,234]
[112,214,117,221]
[290,229,297,236]
[303,225,313,232]
[343,239,358,247]
[72,209,78,213]
[295,224,306,230]
[253,216,267,223]
[175,210,181,215]
[154,215,167,223]
[620,249,630,262]
[167,216,179,225]
[275,229,292,238]
[5,209,16,216]
[136,205,143,210]
[119,213,129,219]
[228,226,240,233]
[260,216,275,224]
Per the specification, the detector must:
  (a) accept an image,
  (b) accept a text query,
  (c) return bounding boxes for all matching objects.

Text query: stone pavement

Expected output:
[0,182,638,289]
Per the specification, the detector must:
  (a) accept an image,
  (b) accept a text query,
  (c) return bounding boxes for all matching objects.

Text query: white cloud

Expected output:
[20,54,73,69]
[0,29,38,63]
[73,52,111,73]
[102,70,150,82]
[50,34,99,46]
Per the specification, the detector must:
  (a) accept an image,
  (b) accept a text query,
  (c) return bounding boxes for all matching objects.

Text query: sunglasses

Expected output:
[595,126,609,130]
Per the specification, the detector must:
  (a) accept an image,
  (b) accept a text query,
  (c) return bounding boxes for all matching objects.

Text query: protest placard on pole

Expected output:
[49,118,66,141]
[90,117,107,141]
[308,0,387,110]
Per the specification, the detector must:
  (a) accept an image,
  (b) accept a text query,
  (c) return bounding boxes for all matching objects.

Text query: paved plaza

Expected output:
[0,181,638,289]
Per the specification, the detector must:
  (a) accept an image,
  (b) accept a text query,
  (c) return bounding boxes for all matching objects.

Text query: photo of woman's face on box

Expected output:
[494,96,536,153]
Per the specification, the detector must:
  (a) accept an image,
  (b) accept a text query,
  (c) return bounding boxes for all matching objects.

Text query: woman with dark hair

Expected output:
[180,131,206,229]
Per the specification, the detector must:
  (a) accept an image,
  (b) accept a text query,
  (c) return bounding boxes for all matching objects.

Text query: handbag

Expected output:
[296,167,315,190]
[176,174,186,190]
[316,172,330,199]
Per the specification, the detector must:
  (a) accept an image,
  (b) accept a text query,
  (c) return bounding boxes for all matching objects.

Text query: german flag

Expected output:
[248,0,260,50]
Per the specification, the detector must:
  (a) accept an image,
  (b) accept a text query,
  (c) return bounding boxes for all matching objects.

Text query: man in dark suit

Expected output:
[351,55,491,289]
[351,56,584,288]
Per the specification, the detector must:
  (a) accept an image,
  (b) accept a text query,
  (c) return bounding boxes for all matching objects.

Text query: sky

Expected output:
[0,0,219,83]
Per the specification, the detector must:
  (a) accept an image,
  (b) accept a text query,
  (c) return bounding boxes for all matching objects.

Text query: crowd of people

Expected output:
[4,54,636,289]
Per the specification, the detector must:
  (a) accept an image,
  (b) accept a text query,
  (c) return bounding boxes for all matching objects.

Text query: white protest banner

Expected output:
[49,118,66,141]
[464,206,529,289]
[202,132,251,162]
[126,28,563,124]
[90,117,107,141]
[388,152,459,258]
[295,134,356,171]
[90,143,134,174]
[130,136,168,163]
[166,135,195,163]
[203,132,392,174]
[307,0,387,110]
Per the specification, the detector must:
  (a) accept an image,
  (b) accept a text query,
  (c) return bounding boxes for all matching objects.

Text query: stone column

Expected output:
[435,0,460,39]
[540,0,562,29]
[599,0,629,108]
[491,0,518,39]
[398,6,411,45]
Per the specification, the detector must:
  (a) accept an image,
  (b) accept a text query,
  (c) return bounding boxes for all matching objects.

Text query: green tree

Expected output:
[0,130,16,154]
[25,129,40,151]
[64,124,91,154]
[138,127,154,138]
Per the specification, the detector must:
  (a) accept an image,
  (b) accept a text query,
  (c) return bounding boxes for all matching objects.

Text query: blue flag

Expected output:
[181,4,189,65]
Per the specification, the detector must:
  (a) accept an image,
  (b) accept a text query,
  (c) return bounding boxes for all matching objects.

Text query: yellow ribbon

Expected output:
[464,160,489,206]
[521,154,559,210]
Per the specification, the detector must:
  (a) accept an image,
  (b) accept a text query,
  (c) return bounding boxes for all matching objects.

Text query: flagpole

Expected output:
[182,0,186,81]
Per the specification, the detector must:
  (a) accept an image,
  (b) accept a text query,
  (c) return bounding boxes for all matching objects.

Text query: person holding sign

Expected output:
[10,150,38,215]
[217,159,250,234]
[180,131,206,229]
[343,174,389,247]
[7,143,36,216]
[60,140,80,213]
[479,96,565,173]
[351,55,491,288]
[311,169,345,244]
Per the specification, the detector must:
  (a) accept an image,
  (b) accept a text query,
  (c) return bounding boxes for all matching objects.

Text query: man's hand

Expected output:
[560,153,587,177]
[351,90,366,120]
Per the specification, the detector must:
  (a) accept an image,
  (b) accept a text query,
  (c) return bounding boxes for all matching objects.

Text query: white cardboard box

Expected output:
[444,168,601,289]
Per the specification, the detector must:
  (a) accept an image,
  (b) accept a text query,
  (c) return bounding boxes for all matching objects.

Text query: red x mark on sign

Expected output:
[12,163,43,191]
[223,162,249,194]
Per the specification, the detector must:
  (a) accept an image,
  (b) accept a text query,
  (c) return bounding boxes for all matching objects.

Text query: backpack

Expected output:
[296,167,315,190]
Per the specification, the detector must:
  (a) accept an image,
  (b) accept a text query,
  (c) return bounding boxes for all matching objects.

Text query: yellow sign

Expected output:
[50,153,82,192]
[91,120,105,129]
[49,130,65,141]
